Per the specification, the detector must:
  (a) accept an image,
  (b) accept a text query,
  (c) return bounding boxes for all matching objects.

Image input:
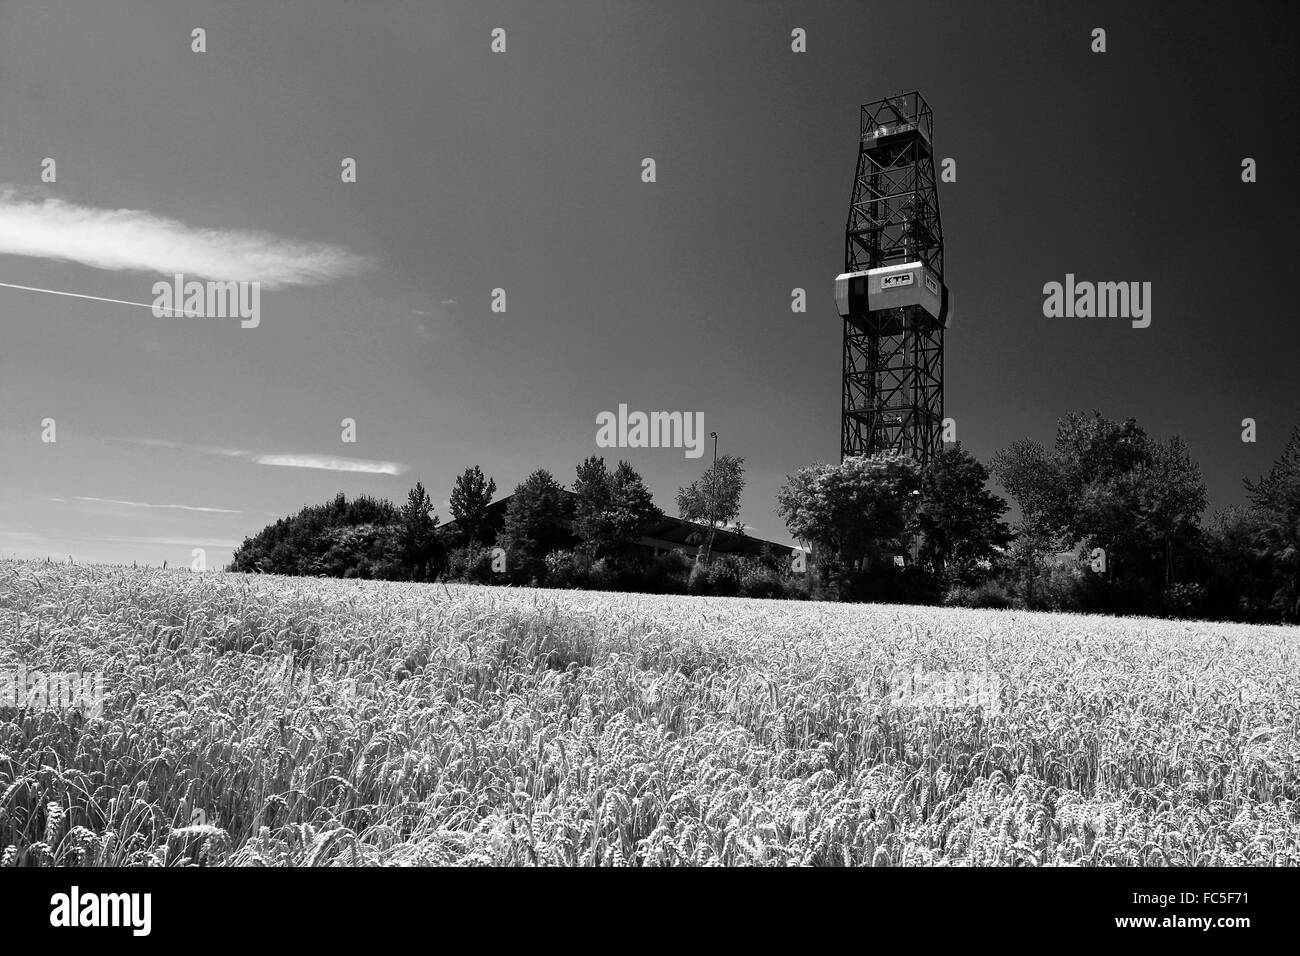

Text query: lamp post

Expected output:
[705,431,718,565]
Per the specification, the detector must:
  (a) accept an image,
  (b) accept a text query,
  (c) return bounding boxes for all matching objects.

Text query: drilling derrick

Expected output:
[835,91,953,465]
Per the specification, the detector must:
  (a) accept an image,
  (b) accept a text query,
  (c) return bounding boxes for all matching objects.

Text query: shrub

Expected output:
[445,543,499,584]
[1164,581,1206,618]
[841,564,941,606]
[944,579,1017,610]
[641,550,692,594]
[687,554,743,597]
[1018,560,1115,613]
[231,495,404,578]
[544,549,591,589]
[739,563,787,599]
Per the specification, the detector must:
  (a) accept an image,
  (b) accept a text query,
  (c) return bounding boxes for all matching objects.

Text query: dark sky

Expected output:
[1,0,1297,565]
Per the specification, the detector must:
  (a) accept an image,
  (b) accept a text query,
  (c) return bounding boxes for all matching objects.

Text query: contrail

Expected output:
[0,280,206,316]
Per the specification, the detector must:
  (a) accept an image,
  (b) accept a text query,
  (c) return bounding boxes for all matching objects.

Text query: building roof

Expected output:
[443,489,795,558]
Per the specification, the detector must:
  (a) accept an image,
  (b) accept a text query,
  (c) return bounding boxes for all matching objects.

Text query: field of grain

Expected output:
[1,558,1298,866]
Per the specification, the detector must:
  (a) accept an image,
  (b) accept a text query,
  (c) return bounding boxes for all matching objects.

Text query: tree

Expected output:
[572,456,661,563]
[989,438,1068,606]
[318,524,405,580]
[400,481,442,581]
[993,411,1208,611]
[607,460,661,556]
[1244,425,1300,620]
[776,454,922,579]
[676,454,745,564]
[229,492,402,576]
[1130,435,1207,589]
[572,455,615,557]
[990,439,1062,531]
[1198,506,1273,621]
[1062,415,1160,590]
[449,465,497,544]
[917,444,1011,586]
[499,469,570,582]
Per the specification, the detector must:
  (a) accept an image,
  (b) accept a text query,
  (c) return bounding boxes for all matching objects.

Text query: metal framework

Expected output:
[840,91,946,465]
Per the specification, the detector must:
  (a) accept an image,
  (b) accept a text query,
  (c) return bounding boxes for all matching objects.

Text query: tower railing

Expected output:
[859,91,933,145]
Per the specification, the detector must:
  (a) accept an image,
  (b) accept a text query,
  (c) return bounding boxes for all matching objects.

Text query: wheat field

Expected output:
[1,558,1297,866]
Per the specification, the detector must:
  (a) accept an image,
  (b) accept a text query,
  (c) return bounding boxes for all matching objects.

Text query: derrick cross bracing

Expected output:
[836,91,952,466]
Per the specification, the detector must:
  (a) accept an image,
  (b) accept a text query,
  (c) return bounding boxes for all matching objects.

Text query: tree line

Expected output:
[229,411,1300,623]
[229,454,780,597]
[779,411,1298,622]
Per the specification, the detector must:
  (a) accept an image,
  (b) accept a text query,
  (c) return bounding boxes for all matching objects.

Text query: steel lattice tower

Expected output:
[835,91,952,466]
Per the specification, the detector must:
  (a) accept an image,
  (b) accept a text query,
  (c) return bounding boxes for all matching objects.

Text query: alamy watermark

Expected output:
[50,886,150,936]
[1042,274,1151,328]
[0,665,105,717]
[595,404,706,459]
[151,273,260,328]
[887,668,1002,714]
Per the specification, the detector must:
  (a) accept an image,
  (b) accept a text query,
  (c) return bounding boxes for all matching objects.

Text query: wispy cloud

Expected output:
[122,438,247,457]
[118,438,407,476]
[253,454,406,475]
[0,186,371,289]
[56,495,243,514]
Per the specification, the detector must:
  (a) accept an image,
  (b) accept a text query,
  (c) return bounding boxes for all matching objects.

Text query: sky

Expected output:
[0,0,1296,568]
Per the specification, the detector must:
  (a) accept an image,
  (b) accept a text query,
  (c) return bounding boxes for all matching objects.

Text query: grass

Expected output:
[1,558,1297,866]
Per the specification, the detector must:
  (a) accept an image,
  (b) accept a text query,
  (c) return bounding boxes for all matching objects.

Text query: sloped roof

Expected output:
[443,489,794,557]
